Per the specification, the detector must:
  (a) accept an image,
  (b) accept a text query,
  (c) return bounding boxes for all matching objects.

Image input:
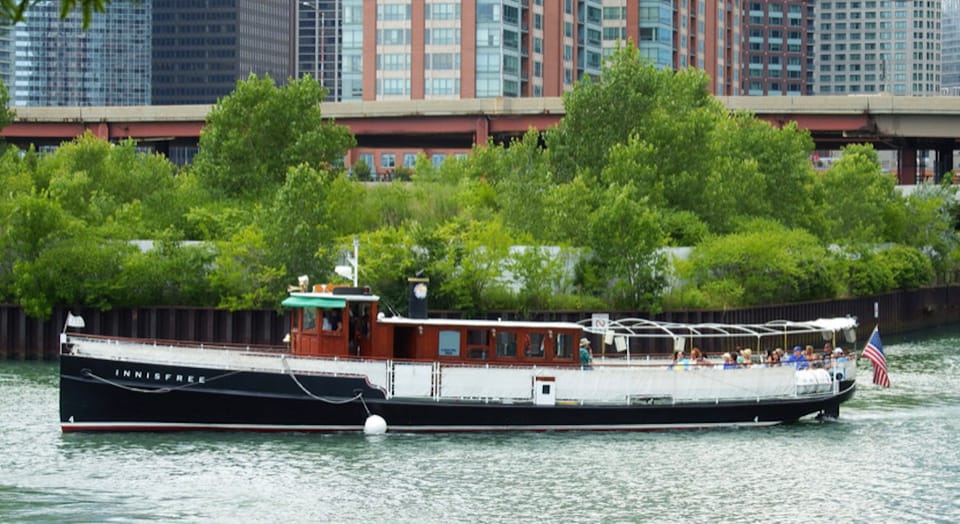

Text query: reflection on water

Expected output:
[1,326,959,522]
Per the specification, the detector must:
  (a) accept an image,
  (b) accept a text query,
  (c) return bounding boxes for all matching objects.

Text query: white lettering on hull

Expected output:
[115,368,206,384]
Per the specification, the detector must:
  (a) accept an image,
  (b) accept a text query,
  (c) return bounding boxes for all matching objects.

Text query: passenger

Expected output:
[671,350,690,370]
[830,347,849,379]
[787,346,809,369]
[579,338,593,369]
[740,348,753,367]
[766,348,781,366]
[721,352,738,369]
[805,345,822,368]
[822,341,834,361]
[691,347,710,366]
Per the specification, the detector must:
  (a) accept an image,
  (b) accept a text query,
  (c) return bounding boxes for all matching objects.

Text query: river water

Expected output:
[1,327,958,523]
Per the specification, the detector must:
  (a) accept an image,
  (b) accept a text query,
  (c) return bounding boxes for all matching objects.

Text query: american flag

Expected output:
[861,326,890,388]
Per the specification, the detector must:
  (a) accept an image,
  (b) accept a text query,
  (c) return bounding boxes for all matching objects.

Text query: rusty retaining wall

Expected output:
[2,286,959,361]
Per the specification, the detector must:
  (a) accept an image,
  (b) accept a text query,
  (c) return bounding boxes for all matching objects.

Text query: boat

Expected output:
[59,279,859,433]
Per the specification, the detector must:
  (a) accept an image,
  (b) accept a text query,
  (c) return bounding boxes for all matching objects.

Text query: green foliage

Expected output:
[13,233,136,317]
[114,238,218,307]
[351,158,372,181]
[585,184,668,310]
[429,218,517,313]
[0,79,16,132]
[192,73,355,198]
[891,183,960,278]
[546,44,715,184]
[838,249,895,297]
[209,225,287,310]
[876,244,936,289]
[820,144,898,244]
[681,227,838,308]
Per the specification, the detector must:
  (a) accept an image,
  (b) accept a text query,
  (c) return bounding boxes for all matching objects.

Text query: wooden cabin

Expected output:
[284,287,585,366]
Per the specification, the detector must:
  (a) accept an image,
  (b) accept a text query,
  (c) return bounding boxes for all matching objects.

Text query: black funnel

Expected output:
[408,277,429,319]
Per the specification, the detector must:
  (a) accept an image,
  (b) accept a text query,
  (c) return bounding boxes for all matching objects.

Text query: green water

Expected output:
[1,327,958,523]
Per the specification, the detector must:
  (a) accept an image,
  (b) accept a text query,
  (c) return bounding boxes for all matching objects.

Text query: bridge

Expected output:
[4,95,960,183]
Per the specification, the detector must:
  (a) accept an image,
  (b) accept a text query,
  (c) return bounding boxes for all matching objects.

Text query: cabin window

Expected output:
[524,333,546,358]
[555,333,574,359]
[438,330,460,357]
[303,308,317,331]
[466,329,489,360]
[322,310,341,331]
[496,332,517,357]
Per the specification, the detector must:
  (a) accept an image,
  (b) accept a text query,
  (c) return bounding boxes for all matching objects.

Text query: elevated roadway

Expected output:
[4,95,959,182]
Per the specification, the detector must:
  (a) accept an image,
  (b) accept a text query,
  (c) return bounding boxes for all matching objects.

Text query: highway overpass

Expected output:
[4,95,959,183]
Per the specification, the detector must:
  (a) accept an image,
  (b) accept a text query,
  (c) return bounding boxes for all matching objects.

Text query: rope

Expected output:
[280,356,364,406]
[82,368,241,394]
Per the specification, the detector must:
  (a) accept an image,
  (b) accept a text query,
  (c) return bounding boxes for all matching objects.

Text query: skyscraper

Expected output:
[152,0,292,105]
[13,0,151,106]
[943,0,960,93]
[297,0,343,101]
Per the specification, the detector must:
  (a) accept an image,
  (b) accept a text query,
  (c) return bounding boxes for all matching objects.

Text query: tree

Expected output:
[546,44,716,185]
[192,73,356,199]
[0,79,16,134]
[680,226,838,308]
[585,183,668,310]
[820,144,899,244]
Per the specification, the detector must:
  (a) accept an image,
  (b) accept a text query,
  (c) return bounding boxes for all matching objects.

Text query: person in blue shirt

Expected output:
[579,338,593,369]
[670,350,690,370]
[786,345,809,369]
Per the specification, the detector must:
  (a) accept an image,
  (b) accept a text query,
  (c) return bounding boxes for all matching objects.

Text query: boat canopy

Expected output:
[580,317,859,341]
[281,295,347,308]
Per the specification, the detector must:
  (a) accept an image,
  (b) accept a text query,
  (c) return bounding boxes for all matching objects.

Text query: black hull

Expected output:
[60,354,857,433]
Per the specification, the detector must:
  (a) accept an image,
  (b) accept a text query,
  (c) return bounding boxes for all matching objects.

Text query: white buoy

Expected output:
[363,414,387,435]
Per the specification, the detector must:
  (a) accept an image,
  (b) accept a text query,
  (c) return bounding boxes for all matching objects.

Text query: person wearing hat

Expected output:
[830,347,848,379]
[787,345,809,370]
[579,338,593,369]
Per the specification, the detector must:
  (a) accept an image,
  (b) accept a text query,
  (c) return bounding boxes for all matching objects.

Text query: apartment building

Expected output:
[814,0,941,95]
[742,1,814,95]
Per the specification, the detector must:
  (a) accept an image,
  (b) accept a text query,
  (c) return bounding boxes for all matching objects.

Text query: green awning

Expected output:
[281,296,346,308]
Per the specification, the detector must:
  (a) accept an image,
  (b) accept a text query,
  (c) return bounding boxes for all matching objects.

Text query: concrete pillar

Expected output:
[474,116,490,146]
[899,147,917,184]
[935,147,955,183]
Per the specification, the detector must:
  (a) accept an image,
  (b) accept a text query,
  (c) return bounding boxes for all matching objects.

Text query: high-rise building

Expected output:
[296,0,343,101]
[596,0,742,96]
[943,0,960,93]
[13,1,151,106]
[814,0,941,95]
[308,0,604,101]
[152,0,292,105]
[742,1,814,95]
[0,26,13,94]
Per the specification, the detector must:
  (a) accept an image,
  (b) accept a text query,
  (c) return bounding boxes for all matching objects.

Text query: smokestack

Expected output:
[408,277,429,319]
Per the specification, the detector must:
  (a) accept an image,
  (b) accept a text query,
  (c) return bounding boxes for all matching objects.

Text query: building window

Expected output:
[381,153,396,169]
